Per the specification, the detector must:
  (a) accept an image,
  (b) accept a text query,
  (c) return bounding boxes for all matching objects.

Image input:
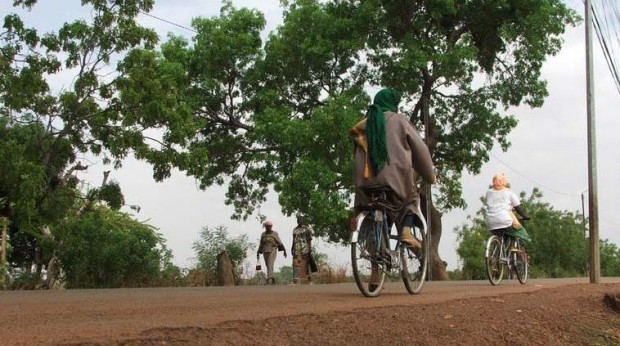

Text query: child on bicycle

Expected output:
[485,173,531,244]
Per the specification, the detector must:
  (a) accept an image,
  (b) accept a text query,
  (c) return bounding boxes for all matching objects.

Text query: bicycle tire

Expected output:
[514,240,529,284]
[400,225,428,294]
[485,235,504,286]
[351,215,387,297]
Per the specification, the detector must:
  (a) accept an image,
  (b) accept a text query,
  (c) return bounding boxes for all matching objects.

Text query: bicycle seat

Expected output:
[361,186,393,199]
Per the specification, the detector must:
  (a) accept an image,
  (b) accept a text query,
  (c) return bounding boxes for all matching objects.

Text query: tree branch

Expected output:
[62,161,88,181]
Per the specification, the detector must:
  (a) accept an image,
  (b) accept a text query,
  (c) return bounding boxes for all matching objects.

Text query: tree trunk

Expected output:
[417,71,448,280]
[429,206,449,280]
[421,193,449,281]
[45,257,65,289]
[216,250,235,286]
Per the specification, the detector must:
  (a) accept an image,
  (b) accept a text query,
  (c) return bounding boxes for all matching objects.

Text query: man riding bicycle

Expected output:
[350,88,436,252]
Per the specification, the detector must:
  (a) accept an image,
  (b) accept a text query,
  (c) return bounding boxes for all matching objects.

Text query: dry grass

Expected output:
[314,263,350,284]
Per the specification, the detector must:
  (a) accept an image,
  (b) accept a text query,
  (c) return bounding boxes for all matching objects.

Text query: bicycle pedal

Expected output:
[376,253,390,264]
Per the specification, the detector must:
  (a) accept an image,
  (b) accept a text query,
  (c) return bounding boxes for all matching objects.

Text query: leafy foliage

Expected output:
[56,206,169,288]
[95,181,125,210]
[0,119,80,268]
[454,216,488,280]
[1,0,582,286]
[599,240,620,277]
[192,225,254,286]
[274,265,294,285]
[1,0,158,279]
[116,0,578,246]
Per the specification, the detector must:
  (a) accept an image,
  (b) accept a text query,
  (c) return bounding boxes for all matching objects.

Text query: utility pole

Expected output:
[585,0,600,283]
[581,191,589,277]
[581,192,586,238]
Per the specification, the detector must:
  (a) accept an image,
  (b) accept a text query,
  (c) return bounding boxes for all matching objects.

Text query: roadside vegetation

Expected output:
[3,0,609,290]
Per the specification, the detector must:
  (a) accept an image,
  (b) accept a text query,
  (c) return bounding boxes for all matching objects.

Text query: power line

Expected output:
[488,153,620,228]
[489,152,580,197]
[591,0,620,95]
[138,10,197,34]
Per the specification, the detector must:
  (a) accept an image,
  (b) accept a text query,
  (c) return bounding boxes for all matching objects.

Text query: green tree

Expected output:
[55,205,169,288]
[454,216,488,280]
[0,120,80,275]
[192,225,254,286]
[256,0,580,280]
[275,265,294,284]
[1,0,159,281]
[117,1,579,281]
[454,188,619,279]
[599,240,620,277]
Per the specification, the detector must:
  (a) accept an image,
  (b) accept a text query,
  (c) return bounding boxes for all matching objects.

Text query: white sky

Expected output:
[4,0,619,273]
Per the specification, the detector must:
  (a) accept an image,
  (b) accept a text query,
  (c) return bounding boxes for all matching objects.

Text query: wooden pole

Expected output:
[585,0,600,283]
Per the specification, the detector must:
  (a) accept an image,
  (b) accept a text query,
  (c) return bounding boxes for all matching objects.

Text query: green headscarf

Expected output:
[367,88,401,174]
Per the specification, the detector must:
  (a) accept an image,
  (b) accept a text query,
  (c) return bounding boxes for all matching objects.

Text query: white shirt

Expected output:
[485,188,521,230]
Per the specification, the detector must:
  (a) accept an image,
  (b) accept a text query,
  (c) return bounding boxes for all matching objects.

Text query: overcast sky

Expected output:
[5,0,619,274]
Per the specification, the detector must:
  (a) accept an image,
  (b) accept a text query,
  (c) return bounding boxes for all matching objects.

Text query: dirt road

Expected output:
[1,278,619,345]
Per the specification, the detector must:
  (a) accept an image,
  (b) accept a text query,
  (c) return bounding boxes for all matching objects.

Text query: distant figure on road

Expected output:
[484,173,531,243]
[257,220,287,285]
[291,214,317,284]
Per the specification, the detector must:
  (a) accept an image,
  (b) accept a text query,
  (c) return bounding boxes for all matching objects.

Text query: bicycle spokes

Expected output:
[486,236,504,286]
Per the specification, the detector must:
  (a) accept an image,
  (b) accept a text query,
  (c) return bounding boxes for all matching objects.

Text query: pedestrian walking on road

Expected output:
[291,214,318,284]
[257,220,287,285]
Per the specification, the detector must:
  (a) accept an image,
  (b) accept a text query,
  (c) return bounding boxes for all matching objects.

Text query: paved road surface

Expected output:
[0,277,618,344]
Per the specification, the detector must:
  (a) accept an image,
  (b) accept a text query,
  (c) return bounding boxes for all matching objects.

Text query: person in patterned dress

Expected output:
[291,214,317,284]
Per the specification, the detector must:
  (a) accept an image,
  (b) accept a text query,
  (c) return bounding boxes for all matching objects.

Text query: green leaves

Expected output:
[57,206,166,288]
[270,95,366,243]
[96,181,125,210]
[1,0,160,275]
[3,0,581,262]
[111,0,578,245]
[192,225,254,285]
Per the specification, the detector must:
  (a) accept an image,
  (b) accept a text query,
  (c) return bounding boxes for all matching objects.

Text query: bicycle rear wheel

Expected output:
[514,240,529,284]
[400,226,428,294]
[351,216,386,297]
[485,235,504,286]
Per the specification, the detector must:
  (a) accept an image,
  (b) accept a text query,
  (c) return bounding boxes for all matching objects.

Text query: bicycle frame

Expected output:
[352,208,396,266]
[485,231,528,285]
[350,197,429,297]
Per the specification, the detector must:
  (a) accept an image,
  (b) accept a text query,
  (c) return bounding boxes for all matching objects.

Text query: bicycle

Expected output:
[350,187,429,297]
[485,223,529,286]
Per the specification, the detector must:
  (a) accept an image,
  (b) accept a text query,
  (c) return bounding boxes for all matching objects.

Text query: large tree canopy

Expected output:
[117,0,578,244]
[0,0,163,283]
[1,0,580,283]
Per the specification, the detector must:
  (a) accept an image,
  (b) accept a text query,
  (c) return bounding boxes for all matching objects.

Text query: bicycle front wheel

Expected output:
[514,240,529,284]
[400,226,428,294]
[351,216,386,297]
[485,235,504,286]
